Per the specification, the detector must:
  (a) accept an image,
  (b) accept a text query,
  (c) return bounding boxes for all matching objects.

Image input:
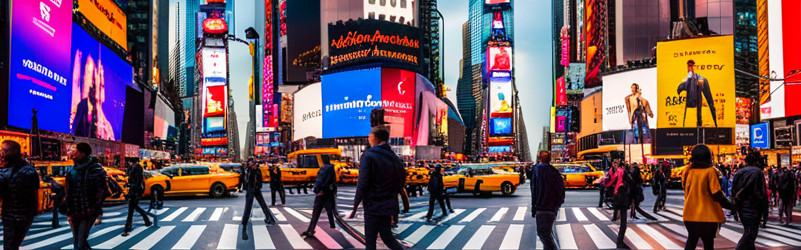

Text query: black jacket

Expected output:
[314,164,336,194]
[354,143,406,216]
[127,163,145,196]
[64,157,109,219]
[269,167,282,187]
[246,167,264,191]
[731,166,769,219]
[530,163,565,212]
[0,160,41,218]
[428,171,444,196]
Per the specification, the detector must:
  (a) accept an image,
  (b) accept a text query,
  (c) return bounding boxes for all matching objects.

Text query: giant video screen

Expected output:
[487,46,513,72]
[321,68,382,138]
[602,68,658,132]
[381,68,416,139]
[488,77,513,119]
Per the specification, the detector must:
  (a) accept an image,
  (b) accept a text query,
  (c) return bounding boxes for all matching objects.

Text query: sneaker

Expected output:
[144,221,153,227]
[264,219,276,226]
[242,228,249,240]
[449,209,455,213]
[300,231,315,238]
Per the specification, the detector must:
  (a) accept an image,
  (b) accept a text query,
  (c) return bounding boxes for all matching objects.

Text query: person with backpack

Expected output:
[63,143,110,250]
[301,156,337,238]
[777,165,798,225]
[682,145,732,250]
[731,151,769,250]
[425,164,448,222]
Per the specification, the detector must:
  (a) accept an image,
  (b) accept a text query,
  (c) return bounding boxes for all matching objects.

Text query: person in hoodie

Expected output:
[63,143,110,250]
[682,144,732,250]
[731,151,769,250]
[0,140,40,250]
[530,151,565,250]
[122,161,152,236]
[241,159,277,240]
[606,152,632,249]
[426,164,448,222]
[301,156,337,238]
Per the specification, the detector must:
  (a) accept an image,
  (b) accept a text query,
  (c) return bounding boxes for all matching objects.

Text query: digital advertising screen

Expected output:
[751,122,770,149]
[656,36,735,129]
[584,0,605,89]
[488,146,512,153]
[321,68,382,138]
[78,0,127,50]
[761,0,786,119]
[489,77,513,118]
[328,19,421,70]
[487,46,513,72]
[602,68,658,132]
[8,0,74,133]
[203,85,227,117]
[202,48,227,79]
[490,118,512,135]
[735,97,752,125]
[782,0,801,117]
[567,63,586,92]
[292,83,323,140]
[556,76,567,106]
[736,124,750,146]
[204,117,226,135]
[381,68,416,139]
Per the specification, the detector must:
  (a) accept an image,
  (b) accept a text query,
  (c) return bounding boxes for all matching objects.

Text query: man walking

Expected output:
[63,143,110,250]
[731,151,769,250]
[777,165,797,225]
[652,163,668,213]
[426,164,448,222]
[301,157,337,238]
[270,164,286,206]
[0,140,41,250]
[123,161,152,236]
[241,159,276,240]
[530,151,565,250]
[44,175,65,228]
[348,127,406,250]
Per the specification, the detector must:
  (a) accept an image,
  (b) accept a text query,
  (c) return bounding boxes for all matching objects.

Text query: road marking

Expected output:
[489,207,510,222]
[404,225,435,244]
[60,225,125,249]
[662,223,688,237]
[314,226,343,249]
[763,226,801,239]
[637,224,681,249]
[279,224,313,249]
[94,226,147,249]
[757,231,801,246]
[269,208,287,221]
[459,208,487,223]
[182,207,207,222]
[427,225,464,249]
[21,226,70,241]
[438,209,466,224]
[217,224,239,249]
[171,225,207,249]
[588,207,609,221]
[462,225,495,250]
[130,226,175,249]
[209,207,225,221]
[162,207,189,222]
[659,210,684,221]
[392,223,413,235]
[571,207,588,222]
[22,231,74,249]
[499,224,524,249]
[405,211,429,221]
[513,207,527,221]
[104,212,122,217]
[557,208,566,222]
[283,207,311,222]
[618,225,652,249]
[252,225,276,249]
[582,224,616,249]
[555,224,578,249]
[156,207,170,215]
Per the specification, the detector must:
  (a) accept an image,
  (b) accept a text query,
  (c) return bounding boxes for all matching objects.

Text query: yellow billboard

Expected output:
[656,36,735,129]
[78,0,128,50]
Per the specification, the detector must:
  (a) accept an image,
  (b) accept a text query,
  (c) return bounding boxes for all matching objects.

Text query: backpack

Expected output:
[779,171,797,194]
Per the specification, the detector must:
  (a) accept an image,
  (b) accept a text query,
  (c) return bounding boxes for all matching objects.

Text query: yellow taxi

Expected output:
[443,164,520,196]
[338,164,359,184]
[488,162,522,173]
[553,162,605,188]
[156,164,240,198]
[143,170,170,198]
[263,148,344,185]
[34,161,128,202]
[406,166,431,186]
[670,165,689,184]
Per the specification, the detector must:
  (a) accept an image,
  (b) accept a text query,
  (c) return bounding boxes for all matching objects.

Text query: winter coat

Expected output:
[0,160,41,218]
[630,167,645,204]
[127,163,145,196]
[63,157,109,219]
[269,167,282,187]
[245,167,264,191]
[530,163,565,212]
[428,171,445,197]
[606,167,632,209]
[731,166,769,219]
[313,164,336,194]
[354,143,406,216]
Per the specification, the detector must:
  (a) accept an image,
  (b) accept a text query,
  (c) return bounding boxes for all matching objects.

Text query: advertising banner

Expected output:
[78,0,127,50]
[328,19,421,70]
[489,77,513,118]
[584,0,606,88]
[490,118,513,135]
[751,122,770,149]
[485,0,511,5]
[761,1,786,119]
[735,97,751,125]
[321,68,382,138]
[782,0,801,116]
[8,0,73,133]
[202,48,227,79]
[263,0,276,129]
[292,83,323,140]
[656,36,735,129]
[381,68,416,139]
[602,68,657,132]
[567,63,586,93]
[487,46,513,72]
[556,76,567,106]
[736,124,750,146]
[203,86,227,117]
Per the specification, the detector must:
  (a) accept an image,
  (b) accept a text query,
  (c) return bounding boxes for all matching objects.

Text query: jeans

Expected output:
[270,184,286,206]
[615,209,628,248]
[242,188,275,225]
[125,195,151,230]
[535,210,558,250]
[779,195,795,223]
[71,216,98,250]
[684,221,719,250]
[598,186,606,207]
[2,215,34,250]
[306,192,336,233]
[364,214,403,250]
[426,194,447,219]
[736,216,760,250]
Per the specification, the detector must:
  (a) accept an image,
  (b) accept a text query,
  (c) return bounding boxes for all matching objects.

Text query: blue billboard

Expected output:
[751,122,770,149]
[321,68,382,138]
[490,118,512,135]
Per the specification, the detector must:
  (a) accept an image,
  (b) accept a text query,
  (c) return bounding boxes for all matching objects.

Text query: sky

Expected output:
[171,0,554,157]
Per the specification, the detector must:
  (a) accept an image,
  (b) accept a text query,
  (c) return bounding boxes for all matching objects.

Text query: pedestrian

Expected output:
[530,151,565,250]
[302,156,338,238]
[44,175,66,228]
[241,159,277,240]
[348,127,406,250]
[777,165,797,225]
[769,166,778,206]
[652,163,667,213]
[122,161,152,236]
[269,164,286,206]
[0,140,40,250]
[606,152,631,249]
[629,163,648,220]
[682,144,732,250]
[731,151,769,250]
[426,164,448,222]
[238,163,246,192]
[63,143,110,250]
[598,163,613,208]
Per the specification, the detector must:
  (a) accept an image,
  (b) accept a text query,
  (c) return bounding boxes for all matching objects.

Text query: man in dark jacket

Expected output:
[348,127,406,250]
[530,151,565,250]
[269,164,286,206]
[44,175,65,228]
[652,164,668,213]
[777,165,797,225]
[732,151,769,249]
[0,140,41,250]
[301,157,337,238]
[241,160,276,240]
[123,161,152,236]
[64,143,109,250]
[426,164,448,222]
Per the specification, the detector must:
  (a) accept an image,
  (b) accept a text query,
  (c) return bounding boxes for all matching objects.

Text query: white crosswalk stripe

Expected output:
[427,225,464,249]
[283,207,311,222]
[182,207,207,222]
[313,226,343,249]
[582,224,616,249]
[405,211,430,221]
[498,224,524,249]
[617,225,652,249]
[438,209,466,224]
[130,226,175,250]
[555,224,578,249]
[393,223,413,234]
[21,230,73,249]
[209,207,226,221]
[463,225,495,250]
[172,225,207,249]
[94,226,147,249]
[217,224,240,249]
[404,225,435,244]
[557,207,567,222]
[459,208,486,223]
[162,207,188,222]
[252,225,276,249]
[571,207,588,222]
[22,226,70,242]
[512,206,527,221]
[489,207,509,222]
[269,208,288,221]
[61,225,125,249]
[588,207,610,221]
[278,224,313,249]
[637,224,682,249]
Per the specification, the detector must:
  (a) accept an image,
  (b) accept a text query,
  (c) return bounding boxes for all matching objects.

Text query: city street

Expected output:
[6,184,801,249]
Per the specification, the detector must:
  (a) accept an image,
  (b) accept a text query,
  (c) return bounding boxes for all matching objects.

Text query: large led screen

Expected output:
[292,83,323,140]
[202,48,227,78]
[657,36,735,129]
[489,77,513,118]
[381,68,416,139]
[487,46,513,72]
[203,85,227,117]
[490,118,512,135]
[602,68,657,132]
[321,68,382,138]
[761,0,786,119]
[78,0,127,50]
[485,0,511,5]
[782,0,801,116]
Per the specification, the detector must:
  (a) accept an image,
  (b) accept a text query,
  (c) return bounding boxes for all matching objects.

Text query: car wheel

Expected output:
[501,182,514,196]
[210,183,226,198]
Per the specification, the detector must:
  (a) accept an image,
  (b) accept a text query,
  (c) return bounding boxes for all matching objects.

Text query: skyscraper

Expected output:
[419,0,442,95]
[185,0,199,100]
[457,21,476,154]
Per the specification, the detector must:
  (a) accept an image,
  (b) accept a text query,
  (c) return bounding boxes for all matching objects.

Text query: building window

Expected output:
[391,0,396,7]
[369,0,376,4]
[401,0,406,8]
[369,12,376,19]
[399,17,405,24]
[390,15,397,22]
[380,0,386,6]
[379,14,386,20]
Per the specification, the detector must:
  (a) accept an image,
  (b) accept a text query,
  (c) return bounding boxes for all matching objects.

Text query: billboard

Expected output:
[656,36,735,129]
[761,1,786,119]
[602,68,657,132]
[381,68,416,139]
[292,83,323,140]
[485,0,511,5]
[751,122,770,149]
[328,19,421,70]
[487,46,513,72]
[490,118,513,135]
[321,68,382,138]
[735,124,750,146]
[567,63,586,92]
[782,1,801,117]
[78,0,127,50]
[264,0,276,129]
[202,48,227,78]
[735,97,752,125]
[285,0,321,82]
[203,86,227,117]
[201,84,227,145]
[489,77,513,119]
[154,97,176,139]
[556,76,567,106]
[584,0,606,88]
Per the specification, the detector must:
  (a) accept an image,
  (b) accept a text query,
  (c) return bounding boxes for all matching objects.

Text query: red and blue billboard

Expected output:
[321,68,382,138]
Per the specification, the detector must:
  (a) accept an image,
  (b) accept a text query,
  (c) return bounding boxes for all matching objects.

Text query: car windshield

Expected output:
[555,164,593,173]
[143,170,158,179]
